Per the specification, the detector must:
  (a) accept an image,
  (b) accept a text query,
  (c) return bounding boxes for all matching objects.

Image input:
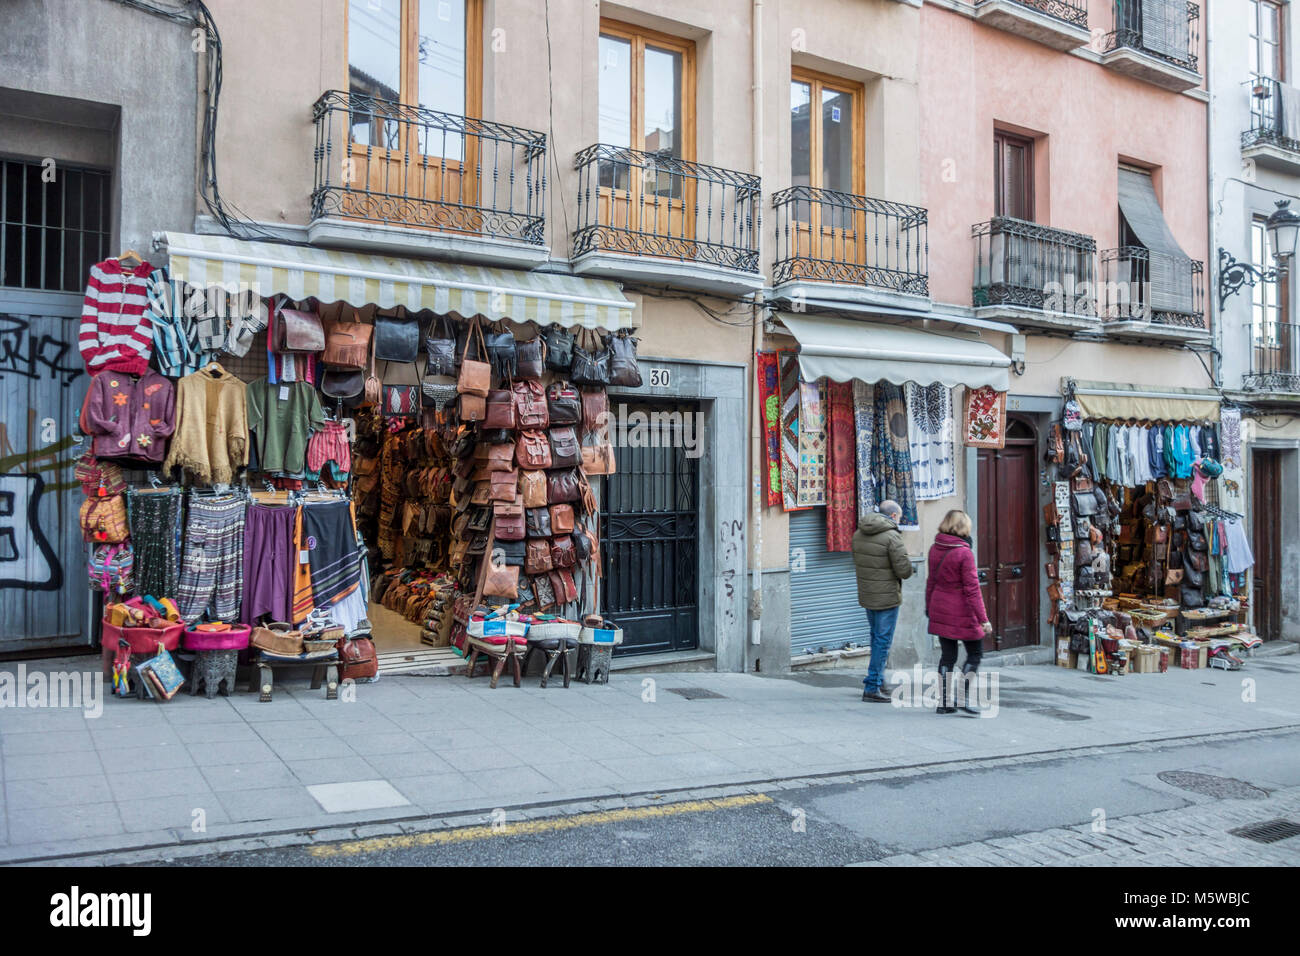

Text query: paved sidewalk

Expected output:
[1,645,1297,863]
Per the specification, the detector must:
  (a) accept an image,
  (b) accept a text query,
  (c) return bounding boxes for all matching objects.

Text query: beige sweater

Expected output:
[162,366,249,485]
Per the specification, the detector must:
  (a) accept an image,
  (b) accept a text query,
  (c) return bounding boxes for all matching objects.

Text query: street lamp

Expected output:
[1218,199,1300,308]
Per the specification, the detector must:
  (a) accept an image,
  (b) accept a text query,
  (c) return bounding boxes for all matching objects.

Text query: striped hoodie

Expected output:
[80,258,155,376]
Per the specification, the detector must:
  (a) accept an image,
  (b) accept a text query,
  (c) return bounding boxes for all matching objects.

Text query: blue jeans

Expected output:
[863,606,900,693]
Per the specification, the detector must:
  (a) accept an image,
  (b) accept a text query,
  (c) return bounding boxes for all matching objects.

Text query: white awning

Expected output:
[776,312,1011,391]
[1071,379,1221,422]
[155,231,638,330]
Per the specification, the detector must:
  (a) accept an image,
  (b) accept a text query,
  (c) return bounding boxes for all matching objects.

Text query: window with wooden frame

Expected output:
[344,0,483,226]
[595,19,696,252]
[994,130,1034,222]
[789,67,864,266]
[1252,215,1292,369]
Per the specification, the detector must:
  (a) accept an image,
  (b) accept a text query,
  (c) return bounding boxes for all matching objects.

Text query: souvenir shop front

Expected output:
[1045,380,1260,676]
[76,230,639,696]
[761,313,1012,659]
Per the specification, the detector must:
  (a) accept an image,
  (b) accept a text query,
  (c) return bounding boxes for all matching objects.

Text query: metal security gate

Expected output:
[788,508,869,655]
[599,401,699,655]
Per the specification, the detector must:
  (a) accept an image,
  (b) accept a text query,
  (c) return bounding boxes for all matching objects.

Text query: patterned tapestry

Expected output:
[906,382,956,501]
[873,383,918,528]
[779,351,803,511]
[961,385,1007,449]
[756,351,782,507]
[796,380,827,507]
[853,380,876,521]
[825,380,856,551]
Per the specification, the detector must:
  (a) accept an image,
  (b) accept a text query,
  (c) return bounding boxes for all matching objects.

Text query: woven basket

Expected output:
[250,625,304,656]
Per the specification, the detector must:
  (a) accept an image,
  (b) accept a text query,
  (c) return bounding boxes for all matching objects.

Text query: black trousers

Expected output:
[938,637,983,673]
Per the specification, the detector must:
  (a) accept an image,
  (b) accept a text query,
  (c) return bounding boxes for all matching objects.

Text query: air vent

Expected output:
[1229,819,1300,845]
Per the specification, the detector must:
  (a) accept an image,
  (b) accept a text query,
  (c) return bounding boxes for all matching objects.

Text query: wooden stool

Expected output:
[464,636,523,689]
[189,649,239,698]
[576,644,613,684]
[523,637,578,688]
[249,652,341,702]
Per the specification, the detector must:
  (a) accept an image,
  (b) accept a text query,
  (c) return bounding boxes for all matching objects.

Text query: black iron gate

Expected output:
[599,401,699,655]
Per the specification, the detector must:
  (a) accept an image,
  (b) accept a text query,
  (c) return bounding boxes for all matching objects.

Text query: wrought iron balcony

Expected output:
[772,186,928,296]
[972,217,1097,316]
[572,144,761,274]
[1099,247,1205,329]
[1244,322,1300,394]
[977,0,1088,30]
[311,90,546,245]
[1242,76,1300,155]
[1102,0,1200,74]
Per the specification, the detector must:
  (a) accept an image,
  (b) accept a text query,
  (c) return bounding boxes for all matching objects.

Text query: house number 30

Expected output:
[648,367,671,387]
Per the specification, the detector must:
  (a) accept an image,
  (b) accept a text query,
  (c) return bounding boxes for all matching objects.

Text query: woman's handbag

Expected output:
[80,494,129,544]
[273,301,326,353]
[532,570,557,609]
[516,335,545,380]
[549,568,579,604]
[493,496,526,541]
[546,381,582,424]
[337,635,378,680]
[525,507,552,538]
[484,322,517,379]
[581,387,608,435]
[548,426,581,469]
[606,332,642,387]
[322,309,372,369]
[520,470,549,508]
[516,430,553,470]
[425,316,458,376]
[373,308,420,363]
[75,452,126,498]
[550,534,577,569]
[549,502,575,533]
[483,562,520,600]
[457,320,492,397]
[546,468,582,503]
[570,328,609,385]
[581,442,617,475]
[525,539,554,575]
[542,324,574,370]
[459,393,486,421]
[322,367,365,399]
[484,389,517,429]
[513,380,549,428]
[489,469,519,502]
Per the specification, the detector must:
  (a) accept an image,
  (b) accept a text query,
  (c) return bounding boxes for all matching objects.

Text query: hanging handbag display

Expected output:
[88,542,133,594]
[542,324,575,370]
[372,308,420,363]
[550,534,577,569]
[548,426,581,469]
[322,309,372,369]
[484,321,517,379]
[80,494,129,544]
[606,331,642,387]
[381,361,420,418]
[516,430,553,470]
[546,381,582,425]
[570,328,610,385]
[550,568,579,605]
[496,539,526,567]
[546,468,582,504]
[459,393,486,421]
[581,442,617,475]
[484,389,517,429]
[425,315,458,376]
[516,335,546,380]
[489,469,519,501]
[75,452,126,498]
[580,387,609,435]
[321,367,365,399]
[272,300,326,354]
[483,562,520,600]
[532,570,557,609]
[525,507,552,538]
[512,380,549,428]
[457,320,492,397]
[520,469,549,508]
[525,538,554,575]
[493,496,526,541]
[549,502,576,533]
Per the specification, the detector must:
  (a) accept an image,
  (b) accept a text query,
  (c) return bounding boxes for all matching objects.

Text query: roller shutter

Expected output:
[788,508,871,655]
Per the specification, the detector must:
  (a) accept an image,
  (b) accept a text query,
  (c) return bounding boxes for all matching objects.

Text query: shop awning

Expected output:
[1117,168,1195,315]
[155,231,638,330]
[775,312,1011,391]
[1071,379,1221,422]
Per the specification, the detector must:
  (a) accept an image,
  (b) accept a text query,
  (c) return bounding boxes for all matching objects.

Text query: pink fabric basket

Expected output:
[183,624,252,651]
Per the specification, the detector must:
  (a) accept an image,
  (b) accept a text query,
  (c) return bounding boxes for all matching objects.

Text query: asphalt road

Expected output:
[160,729,1300,866]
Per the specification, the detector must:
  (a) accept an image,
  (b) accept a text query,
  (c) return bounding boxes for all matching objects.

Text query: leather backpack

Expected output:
[489,469,518,502]
[550,534,577,569]
[513,380,549,428]
[549,503,575,533]
[521,470,548,508]
[547,381,582,425]
[525,507,552,538]
[525,539,554,575]
[322,309,372,369]
[547,468,582,503]
[273,301,325,353]
[516,430,553,470]
[337,635,378,680]
[493,496,525,541]
[548,426,581,469]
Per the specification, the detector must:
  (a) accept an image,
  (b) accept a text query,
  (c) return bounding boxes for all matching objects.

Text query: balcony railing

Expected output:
[572,144,761,273]
[977,0,1089,30]
[311,90,547,244]
[1244,322,1300,393]
[1099,247,1205,329]
[972,217,1097,315]
[772,186,928,296]
[1102,0,1200,73]
[1242,76,1300,154]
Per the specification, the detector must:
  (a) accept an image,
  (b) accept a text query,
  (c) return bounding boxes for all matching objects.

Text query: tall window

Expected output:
[1251,0,1284,82]
[1252,216,1288,345]
[346,0,482,157]
[790,68,861,197]
[994,130,1034,221]
[1,158,111,293]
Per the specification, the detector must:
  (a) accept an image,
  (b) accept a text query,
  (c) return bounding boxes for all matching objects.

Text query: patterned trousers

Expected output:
[177,495,246,624]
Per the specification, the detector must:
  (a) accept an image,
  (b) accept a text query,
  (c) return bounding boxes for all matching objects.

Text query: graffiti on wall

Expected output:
[0,421,78,592]
[0,314,84,387]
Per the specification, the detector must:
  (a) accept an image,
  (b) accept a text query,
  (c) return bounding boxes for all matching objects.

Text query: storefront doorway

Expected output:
[599,400,700,655]
[975,415,1039,650]
[1251,448,1283,641]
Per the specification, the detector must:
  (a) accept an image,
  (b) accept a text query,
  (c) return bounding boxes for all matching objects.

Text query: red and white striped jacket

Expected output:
[80,258,155,376]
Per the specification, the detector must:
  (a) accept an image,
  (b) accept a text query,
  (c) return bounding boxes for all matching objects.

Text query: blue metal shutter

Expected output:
[788,508,871,655]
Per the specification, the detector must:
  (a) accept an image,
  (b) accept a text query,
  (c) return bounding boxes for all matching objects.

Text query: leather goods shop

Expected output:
[1045,380,1260,677]
[68,230,641,699]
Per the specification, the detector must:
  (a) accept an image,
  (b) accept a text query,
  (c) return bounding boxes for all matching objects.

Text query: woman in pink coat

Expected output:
[925,510,992,715]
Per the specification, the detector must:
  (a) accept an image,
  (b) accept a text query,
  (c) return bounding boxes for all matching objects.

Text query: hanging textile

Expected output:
[853,380,876,522]
[1218,406,1246,515]
[302,500,364,610]
[906,382,956,501]
[176,495,246,624]
[779,351,803,511]
[241,503,297,625]
[825,381,856,551]
[796,380,827,508]
[128,491,182,600]
[961,385,1006,449]
[874,383,918,527]
[756,351,783,507]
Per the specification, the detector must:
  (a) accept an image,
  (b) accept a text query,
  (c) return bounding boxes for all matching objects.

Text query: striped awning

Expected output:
[155,231,638,330]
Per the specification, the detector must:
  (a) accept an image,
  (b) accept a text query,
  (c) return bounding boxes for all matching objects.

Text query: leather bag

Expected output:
[493,496,526,541]
[1181,586,1204,609]
[548,426,581,469]
[542,324,574,370]
[337,636,378,680]
[521,470,548,508]
[512,380,549,428]
[373,309,420,363]
[483,562,520,600]
[606,332,642,387]
[273,302,326,353]
[550,534,577,569]
[547,382,582,425]
[457,321,491,397]
[549,503,575,533]
[1073,492,1099,516]
[485,389,517,429]
[582,442,617,475]
[581,387,609,436]
[570,328,609,385]
[481,442,516,472]
[425,316,458,376]
[525,507,552,538]
[496,539,526,567]
[459,393,486,421]
[516,336,545,380]
[322,310,372,369]
[484,322,517,379]
[1183,562,1203,588]
[532,569,557,608]
[550,568,579,605]
[525,539,554,575]
[516,430,553,470]
[547,468,581,504]
[322,367,365,399]
[489,469,518,502]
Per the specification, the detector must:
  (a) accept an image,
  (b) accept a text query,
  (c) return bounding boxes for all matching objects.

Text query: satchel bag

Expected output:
[322,367,365,399]
[273,301,326,353]
[607,332,642,387]
[457,320,492,397]
[80,494,129,544]
[485,389,517,429]
[494,496,526,541]
[1164,567,1185,586]
[459,393,486,421]
[547,468,582,503]
[547,381,582,425]
[322,309,372,369]
[425,316,458,376]
[483,562,520,601]
[550,534,577,569]
[532,569,557,609]
[516,336,545,380]
[88,542,133,594]
[484,321,517,379]
[525,507,552,538]
[489,469,519,502]
[1189,532,1207,552]
[1185,548,1209,573]
[1073,492,1099,516]
[467,506,492,534]
[496,539,526,567]
[337,636,378,680]
[470,481,493,506]
[525,539,554,575]
[381,360,421,418]
[550,568,579,605]
[549,502,575,533]
[570,328,610,386]
[581,387,609,436]
[1183,562,1203,588]
[481,442,516,472]
[542,324,575,370]
[521,470,549,508]
[582,442,617,475]
[373,308,420,363]
[548,426,581,469]
[512,380,549,428]
[517,430,553,470]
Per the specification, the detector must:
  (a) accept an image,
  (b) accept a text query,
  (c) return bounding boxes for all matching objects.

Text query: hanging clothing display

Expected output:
[796,381,827,508]
[127,490,183,600]
[80,257,155,376]
[824,380,856,551]
[176,494,246,624]
[852,380,876,522]
[302,499,363,613]
[873,383,917,527]
[246,377,326,476]
[905,382,956,501]
[240,503,298,625]
[82,370,176,462]
[756,351,783,508]
[163,365,249,486]
[779,351,802,511]
[1223,519,1255,574]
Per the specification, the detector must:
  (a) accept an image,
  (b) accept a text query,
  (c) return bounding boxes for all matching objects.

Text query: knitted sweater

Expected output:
[162,366,249,486]
[83,370,175,463]
[80,258,155,376]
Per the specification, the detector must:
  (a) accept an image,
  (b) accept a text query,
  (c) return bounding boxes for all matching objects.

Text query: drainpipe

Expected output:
[749,0,765,651]
[1206,8,1220,388]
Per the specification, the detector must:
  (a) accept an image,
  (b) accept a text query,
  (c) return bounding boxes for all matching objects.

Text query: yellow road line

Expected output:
[308,793,774,858]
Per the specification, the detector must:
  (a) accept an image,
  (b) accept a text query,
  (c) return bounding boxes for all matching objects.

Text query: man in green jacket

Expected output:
[851,500,914,703]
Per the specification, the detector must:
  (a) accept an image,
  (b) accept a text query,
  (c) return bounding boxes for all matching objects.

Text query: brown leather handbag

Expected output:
[516,430,553,470]
[581,387,608,435]
[273,302,326,353]
[457,320,491,397]
[547,467,581,503]
[484,389,517,429]
[548,426,581,469]
[521,470,548,508]
[471,481,492,505]
[322,309,372,369]
[494,496,526,541]
[525,539,554,575]
[513,380,549,428]
[550,534,577,569]
[459,393,486,421]
[483,562,520,600]
[549,503,575,533]
[336,635,378,680]
[549,568,579,604]
[582,443,616,475]
[484,442,516,472]
[489,469,518,502]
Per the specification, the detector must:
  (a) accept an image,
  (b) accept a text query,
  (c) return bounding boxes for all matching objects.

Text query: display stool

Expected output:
[464,636,523,689]
[576,644,613,684]
[249,650,340,702]
[189,649,239,698]
[523,636,578,688]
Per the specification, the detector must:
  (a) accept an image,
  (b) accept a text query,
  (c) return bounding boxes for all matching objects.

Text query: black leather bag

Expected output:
[546,382,582,425]
[425,316,458,376]
[516,337,545,380]
[607,332,642,387]
[373,310,420,363]
[484,323,517,379]
[1183,561,1203,588]
[1073,492,1099,516]
[570,329,609,386]
[321,367,364,399]
[542,325,574,370]
[525,507,552,538]
[496,539,526,567]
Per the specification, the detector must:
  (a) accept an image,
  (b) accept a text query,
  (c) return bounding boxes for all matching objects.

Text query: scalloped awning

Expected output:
[156,231,637,330]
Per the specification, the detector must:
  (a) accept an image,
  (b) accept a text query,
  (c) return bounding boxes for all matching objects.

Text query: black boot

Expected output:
[936,665,956,714]
[960,668,983,716]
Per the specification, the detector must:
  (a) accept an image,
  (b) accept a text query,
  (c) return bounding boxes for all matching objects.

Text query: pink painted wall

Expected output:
[920,3,1208,309]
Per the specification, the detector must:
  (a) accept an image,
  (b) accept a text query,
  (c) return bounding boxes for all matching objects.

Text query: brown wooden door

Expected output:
[1252,449,1283,641]
[976,418,1039,650]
